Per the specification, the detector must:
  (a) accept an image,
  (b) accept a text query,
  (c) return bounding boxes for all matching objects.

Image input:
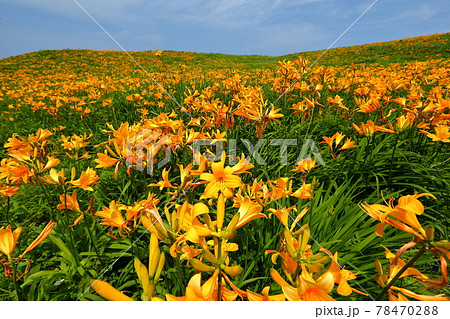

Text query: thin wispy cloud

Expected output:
[395,4,439,22]
[355,2,443,31]
[6,0,326,30]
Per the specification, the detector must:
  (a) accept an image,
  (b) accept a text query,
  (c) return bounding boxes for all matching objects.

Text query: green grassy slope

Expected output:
[1,32,449,72]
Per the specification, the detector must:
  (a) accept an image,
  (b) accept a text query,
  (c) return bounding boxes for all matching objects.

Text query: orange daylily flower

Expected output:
[291,182,313,199]
[339,138,357,150]
[247,286,286,301]
[270,268,336,301]
[148,168,174,189]
[327,95,348,110]
[265,105,284,122]
[361,193,435,240]
[352,120,395,136]
[267,177,292,200]
[267,205,298,228]
[68,167,100,191]
[291,158,317,174]
[57,190,82,213]
[420,125,450,143]
[57,191,89,226]
[230,154,254,175]
[265,249,298,275]
[374,246,449,301]
[95,151,119,168]
[322,135,335,148]
[0,221,55,260]
[332,132,345,147]
[8,147,33,163]
[233,196,266,229]
[179,243,203,261]
[165,269,239,301]
[394,114,414,131]
[390,97,407,106]
[168,202,214,256]
[321,248,367,296]
[200,152,242,199]
[378,245,428,284]
[0,225,22,259]
[0,183,20,197]
[298,269,336,301]
[390,287,450,301]
[41,156,61,172]
[352,121,376,136]
[415,252,448,289]
[166,270,219,301]
[95,200,130,236]
[321,132,356,153]
[20,220,56,258]
[60,133,92,151]
[0,158,31,184]
[42,168,66,186]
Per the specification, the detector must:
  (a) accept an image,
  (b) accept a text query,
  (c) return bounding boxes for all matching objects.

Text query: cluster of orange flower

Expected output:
[1,123,447,300]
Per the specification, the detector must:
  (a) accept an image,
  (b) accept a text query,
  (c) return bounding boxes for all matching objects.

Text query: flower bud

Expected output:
[283,229,297,260]
[226,213,240,232]
[424,225,434,241]
[190,258,216,273]
[202,248,218,264]
[222,265,244,277]
[91,279,134,301]
[154,252,165,282]
[220,229,237,240]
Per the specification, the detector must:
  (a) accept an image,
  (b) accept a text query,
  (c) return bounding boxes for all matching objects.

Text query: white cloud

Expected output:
[3,0,327,30]
[151,0,283,29]
[152,0,330,29]
[4,0,445,58]
[395,4,439,22]
[353,1,441,31]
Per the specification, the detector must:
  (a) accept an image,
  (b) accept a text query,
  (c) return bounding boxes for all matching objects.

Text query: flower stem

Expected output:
[0,197,13,227]
[375,245,427,300]
[82,213,104,265]
[62,187,80,266]
[363,135,374,169]
[36,181,56,220]
[387,134,399,188]
[175,254,186,289]
[217,238,222,301]
[11,259,22,300]
[293,264,301,279]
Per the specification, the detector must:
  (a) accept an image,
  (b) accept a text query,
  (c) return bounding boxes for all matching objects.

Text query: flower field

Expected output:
[0,32,449,301]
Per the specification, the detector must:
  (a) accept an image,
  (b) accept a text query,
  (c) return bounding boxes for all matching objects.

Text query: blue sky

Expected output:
[0,0,449,59]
